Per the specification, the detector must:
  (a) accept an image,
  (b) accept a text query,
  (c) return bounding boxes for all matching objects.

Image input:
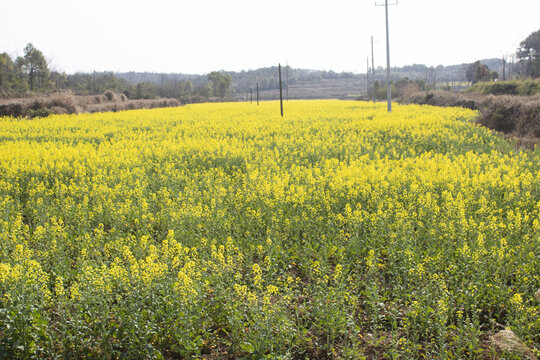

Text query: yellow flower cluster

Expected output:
[0,100,538,357]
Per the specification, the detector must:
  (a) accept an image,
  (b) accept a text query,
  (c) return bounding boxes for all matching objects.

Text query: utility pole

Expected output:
[279,63,283,117]
[371,36,375,102]
[366,57,370,101]
[286,60,289,102]
[509,56,513,80]
[502,55,506,81]
[257,83,259,106]
[529,49,536,78]
[376,0,398,112]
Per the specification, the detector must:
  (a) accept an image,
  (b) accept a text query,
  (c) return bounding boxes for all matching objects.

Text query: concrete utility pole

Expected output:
[529,49,536,78]
[286,60,289,102]
[366,57,370,100]
[371,36,375,102]
[509,56,514,80]
[279,63,283,117]
[502,56,506,81]
[376,0,398,112]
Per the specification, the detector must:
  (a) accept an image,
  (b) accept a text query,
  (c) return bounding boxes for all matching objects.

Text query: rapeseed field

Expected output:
[0,100,538,359]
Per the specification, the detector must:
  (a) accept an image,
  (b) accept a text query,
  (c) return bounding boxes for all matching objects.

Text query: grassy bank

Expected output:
[467,79,540,96]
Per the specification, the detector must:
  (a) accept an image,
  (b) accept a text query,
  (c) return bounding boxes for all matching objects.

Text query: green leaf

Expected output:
[240,341,255,353]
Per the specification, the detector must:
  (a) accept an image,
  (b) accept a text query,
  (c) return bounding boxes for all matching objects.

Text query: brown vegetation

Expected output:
[399,90,540,148]
[0,91,180,118]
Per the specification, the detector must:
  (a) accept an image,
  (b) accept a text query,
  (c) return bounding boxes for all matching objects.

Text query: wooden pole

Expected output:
[279,63,283,117]
[257,83,259,106]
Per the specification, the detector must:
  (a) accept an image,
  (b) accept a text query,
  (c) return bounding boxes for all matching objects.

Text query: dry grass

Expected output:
[0,91,180,118]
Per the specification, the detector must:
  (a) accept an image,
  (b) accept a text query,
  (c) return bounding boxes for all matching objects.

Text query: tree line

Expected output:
[0,45,355,102]
[2,29,538,101]
[467,29,540,84]
[0,44,235,102]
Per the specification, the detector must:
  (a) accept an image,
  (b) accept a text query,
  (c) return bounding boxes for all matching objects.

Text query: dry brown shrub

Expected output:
[48,93,80,114]
[104,90,118,102]
[50,106,68,114]
[31,98,46,110]
[0,103,24,117]
[0,92,180,117]
[478,94,540,137]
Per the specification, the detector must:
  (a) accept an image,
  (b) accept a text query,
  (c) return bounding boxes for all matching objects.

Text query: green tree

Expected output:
[136,83,145,99]
[50,71,67,90]
[0,53,11,89]
[22,43,49,91]
[517,29,540,78]
[466,61,491,84]
[179,80,193,102]
[0,52,28,93]
[95,72,120,93]
[200,83,213,99]
[207,71,232,99]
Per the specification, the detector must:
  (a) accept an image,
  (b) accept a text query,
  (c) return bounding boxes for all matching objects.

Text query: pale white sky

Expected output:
[1,0,538,74]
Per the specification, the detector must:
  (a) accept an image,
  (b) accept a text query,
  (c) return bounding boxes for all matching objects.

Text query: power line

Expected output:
[299,25,362,66]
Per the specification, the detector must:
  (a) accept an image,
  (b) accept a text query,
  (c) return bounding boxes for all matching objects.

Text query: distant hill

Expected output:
[112,59,507,100]
[0,40,513,100]
[115,72,205,85]
[115,59,505,86]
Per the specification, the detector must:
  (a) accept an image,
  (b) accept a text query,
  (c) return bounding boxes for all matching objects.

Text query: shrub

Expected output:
[28,108,51,118]
[468,79,540,96]
[104,90,115,101]
[48,93,80,114]
[0,103,24,117]
[478,96,519,132]
[517,80,540,95]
